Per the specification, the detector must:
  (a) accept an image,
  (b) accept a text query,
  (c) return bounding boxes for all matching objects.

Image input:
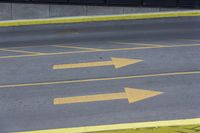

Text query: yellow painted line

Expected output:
[54,87,162,105]
[0,43,200,59]
[1,11,200,27]
[0,48,43,55]
[53,58,143,70]
[111,42,164,47]
[71,32,80,35]
[0,44,64,49]
[137,43,164,47]
[14,118,200,133]
[0,71,200,89]
[161,43,200,48]
[0,50,92,59]
[53,45,103,51]
[61,31,80,35]
[189,39,200,42]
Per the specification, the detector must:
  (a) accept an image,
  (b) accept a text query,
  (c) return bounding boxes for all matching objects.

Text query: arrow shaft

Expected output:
[54,92,127,105]
[53,61,112,70]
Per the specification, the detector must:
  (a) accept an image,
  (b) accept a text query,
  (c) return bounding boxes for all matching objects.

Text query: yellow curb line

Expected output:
[14,118,200,133]
[1,10,200,27]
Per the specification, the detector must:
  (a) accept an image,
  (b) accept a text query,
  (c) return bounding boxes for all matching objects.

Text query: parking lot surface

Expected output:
[0,17,200,133]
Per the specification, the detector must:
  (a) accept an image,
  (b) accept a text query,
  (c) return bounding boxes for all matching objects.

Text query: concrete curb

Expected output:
[0,10,200,27]
[14,118,200,133]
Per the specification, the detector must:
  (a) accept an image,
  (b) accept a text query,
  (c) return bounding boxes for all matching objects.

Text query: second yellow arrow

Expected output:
[54,88,162,105]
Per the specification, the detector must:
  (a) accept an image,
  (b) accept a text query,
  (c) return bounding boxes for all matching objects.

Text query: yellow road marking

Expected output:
[59,31,80,35]
[189,39,200,42]
[0,48,43,55]
[71,32,80,35]
[14,118,200,133]
[0,43,200,59]
[0,71,200,88]
[53,58,143,70]
[1,10,200,27]
[159,43,200,48]
[111,42,164,47]
[0,43,88,50]
[0,44,62,49]
[54,87,162,105]
[0,50,91,59]
[53,45,103,51]
[138,43,164,47]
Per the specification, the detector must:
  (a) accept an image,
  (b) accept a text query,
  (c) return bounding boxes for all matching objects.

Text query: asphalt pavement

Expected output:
[0,16,200,133]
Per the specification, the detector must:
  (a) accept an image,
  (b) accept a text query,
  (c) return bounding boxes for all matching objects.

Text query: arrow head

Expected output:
[111,58,143,69]
[124,88,163,104]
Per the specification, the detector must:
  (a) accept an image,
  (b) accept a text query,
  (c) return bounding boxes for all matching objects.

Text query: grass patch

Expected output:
[90,124,200,133]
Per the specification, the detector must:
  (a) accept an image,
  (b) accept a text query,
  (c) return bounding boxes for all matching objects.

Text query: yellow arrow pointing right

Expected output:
[53,57,143,70]
[54,88,163,105]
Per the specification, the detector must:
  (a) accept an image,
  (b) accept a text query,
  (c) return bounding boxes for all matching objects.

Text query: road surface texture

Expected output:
[0,16,200,133]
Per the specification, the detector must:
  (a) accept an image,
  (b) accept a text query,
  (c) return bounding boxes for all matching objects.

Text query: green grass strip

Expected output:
[1,11,200,27]
[90,124,200,133]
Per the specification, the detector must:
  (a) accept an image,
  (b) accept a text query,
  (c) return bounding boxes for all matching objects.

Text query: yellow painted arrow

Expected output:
[54,88,163,105]
[53,57,143,70]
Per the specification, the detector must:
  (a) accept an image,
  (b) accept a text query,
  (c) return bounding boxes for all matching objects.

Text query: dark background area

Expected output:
[0,0,200,8]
